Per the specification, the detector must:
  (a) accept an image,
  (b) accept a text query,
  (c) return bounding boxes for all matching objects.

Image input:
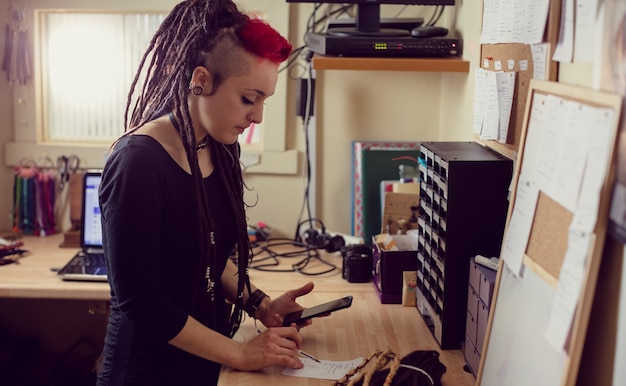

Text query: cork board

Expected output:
[478,79,623,386]
[519,82,622,283]
[526,191,572,279]
[476,0,562,160]
[479,43,534,150]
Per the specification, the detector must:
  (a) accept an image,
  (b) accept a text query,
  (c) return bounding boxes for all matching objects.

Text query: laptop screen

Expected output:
[81,172,103,250]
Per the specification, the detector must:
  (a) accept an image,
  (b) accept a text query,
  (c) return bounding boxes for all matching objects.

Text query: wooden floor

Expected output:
[218,244,477,385]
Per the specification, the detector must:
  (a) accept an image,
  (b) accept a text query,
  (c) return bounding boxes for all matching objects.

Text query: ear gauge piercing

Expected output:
[189,83,204,95]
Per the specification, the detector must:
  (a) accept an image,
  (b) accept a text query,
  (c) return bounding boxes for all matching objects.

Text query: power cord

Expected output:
[248,238,337,275]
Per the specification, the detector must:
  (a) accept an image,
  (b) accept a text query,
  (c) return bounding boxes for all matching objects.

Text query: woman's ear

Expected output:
[190,66,214,92]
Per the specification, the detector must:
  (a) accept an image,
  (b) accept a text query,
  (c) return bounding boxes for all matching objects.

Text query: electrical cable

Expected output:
[248,238,337,275]
[263,4,355,277]
[430,6,446,26]
[293,4,355,262]
[392,5,408,18]
[279,45,306,74]
[424,6,441,27]
[281,4,350,74]
[306,3,354,37]
[425,6,446,27]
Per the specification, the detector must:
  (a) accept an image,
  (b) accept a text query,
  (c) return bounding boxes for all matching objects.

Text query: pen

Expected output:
[299,349,321,363]
[255,328,320,363]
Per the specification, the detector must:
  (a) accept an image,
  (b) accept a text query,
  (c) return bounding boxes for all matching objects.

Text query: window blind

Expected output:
[40,12,164,143]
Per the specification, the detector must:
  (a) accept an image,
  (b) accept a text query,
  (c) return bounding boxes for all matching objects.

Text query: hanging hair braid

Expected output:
[334,350,447,386]
[119,0,292,335]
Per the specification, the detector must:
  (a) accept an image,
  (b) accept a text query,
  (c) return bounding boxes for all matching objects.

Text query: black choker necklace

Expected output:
[167,113,208,152]
[196,135,209,151]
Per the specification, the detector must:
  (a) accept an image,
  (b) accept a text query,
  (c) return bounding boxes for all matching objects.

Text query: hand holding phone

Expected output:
[283,295,353,326]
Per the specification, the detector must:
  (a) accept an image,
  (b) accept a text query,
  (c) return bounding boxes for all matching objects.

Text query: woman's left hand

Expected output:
[260,281,314,328]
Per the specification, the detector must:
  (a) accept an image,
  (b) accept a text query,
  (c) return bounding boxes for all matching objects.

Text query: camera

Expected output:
[341,244,373,283]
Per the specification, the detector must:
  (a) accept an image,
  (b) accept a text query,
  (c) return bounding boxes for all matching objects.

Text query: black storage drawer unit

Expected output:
[415,141,512,349]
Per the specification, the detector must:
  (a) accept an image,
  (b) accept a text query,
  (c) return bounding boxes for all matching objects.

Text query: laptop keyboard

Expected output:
[72,253,105,267]
[61,251,107,275]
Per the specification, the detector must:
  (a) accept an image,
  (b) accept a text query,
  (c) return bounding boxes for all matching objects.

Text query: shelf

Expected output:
[474,136,518,161]
[311,55,470,72]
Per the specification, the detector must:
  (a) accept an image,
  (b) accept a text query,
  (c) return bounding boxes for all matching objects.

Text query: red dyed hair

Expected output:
[237,17,292,63]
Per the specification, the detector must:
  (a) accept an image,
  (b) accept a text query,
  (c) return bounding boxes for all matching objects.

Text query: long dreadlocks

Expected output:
[119,0,292,336]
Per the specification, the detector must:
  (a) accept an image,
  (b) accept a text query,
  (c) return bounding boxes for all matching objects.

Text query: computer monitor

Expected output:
[286,0,454,37]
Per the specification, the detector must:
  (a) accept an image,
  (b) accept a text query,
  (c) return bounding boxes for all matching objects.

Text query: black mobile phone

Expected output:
[283,295,353,326]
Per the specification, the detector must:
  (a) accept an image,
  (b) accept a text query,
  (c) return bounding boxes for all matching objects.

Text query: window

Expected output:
[7,2,297,175]
[40,11,165,144]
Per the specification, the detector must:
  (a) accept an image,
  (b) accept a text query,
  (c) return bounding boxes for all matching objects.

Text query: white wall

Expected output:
[0,1,594,238]
[0,14,12,236]
[311,2,486,235]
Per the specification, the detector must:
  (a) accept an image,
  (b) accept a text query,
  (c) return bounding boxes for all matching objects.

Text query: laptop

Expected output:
[57,170,107,282]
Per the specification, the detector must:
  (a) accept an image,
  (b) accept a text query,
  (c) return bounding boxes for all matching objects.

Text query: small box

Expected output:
[469,256,497,306]
[479,268,497,307]
[469,258,482,292]
[372,235,418,304]
[464,335,481,377]
[467,286,480,328]
[477,301,489,354]
[466,309,477,348]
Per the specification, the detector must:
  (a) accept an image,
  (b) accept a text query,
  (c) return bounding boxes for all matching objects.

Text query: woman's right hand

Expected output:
[235,325,305,371]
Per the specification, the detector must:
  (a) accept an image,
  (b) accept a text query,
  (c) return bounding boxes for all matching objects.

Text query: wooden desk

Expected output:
[0,234,109,384]
[0,234,109,300]
[229,243,475,386]
[0,235,475,386]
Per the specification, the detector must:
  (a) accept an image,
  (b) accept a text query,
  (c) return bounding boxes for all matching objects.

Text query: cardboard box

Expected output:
[381,192,420,235]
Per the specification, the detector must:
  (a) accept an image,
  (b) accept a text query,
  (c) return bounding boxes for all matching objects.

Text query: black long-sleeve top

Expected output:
[96,134,236,385]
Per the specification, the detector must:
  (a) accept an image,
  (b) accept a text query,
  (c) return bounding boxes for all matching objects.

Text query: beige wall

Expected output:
[0,1,593,239]
[0,1,12,234]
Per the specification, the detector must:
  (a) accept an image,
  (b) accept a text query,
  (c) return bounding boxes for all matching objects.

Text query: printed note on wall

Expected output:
[480,0,550,44]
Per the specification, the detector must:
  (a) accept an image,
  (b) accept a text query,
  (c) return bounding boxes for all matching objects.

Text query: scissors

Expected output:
[57,155,80,190]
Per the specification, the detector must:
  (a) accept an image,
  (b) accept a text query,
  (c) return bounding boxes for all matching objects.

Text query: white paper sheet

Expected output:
[553,0,575,62]
[474,69,487,135]
[530,43,549,80]
[497,71,516,143]
[520,93,548,182]
[474,69,500,139]
[501,178,539,276]
[480,0,550,44]
[534,96,589,213]
[574,0,600,63]
[544,230,591,351]
[282,357,363,380]
[533,96,562,200]
[571,106,615,232]
[474,69,515,143]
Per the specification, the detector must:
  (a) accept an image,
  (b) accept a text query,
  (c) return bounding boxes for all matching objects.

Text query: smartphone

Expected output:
[283,295,353,326]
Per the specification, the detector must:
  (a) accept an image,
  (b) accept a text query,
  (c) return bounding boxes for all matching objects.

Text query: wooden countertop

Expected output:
[220,291,475,386]
[0,234,109,300]
[0,235,475,385]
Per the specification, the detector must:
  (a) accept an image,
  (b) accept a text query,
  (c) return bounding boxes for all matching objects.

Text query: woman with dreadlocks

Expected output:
[96,1,313,384]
